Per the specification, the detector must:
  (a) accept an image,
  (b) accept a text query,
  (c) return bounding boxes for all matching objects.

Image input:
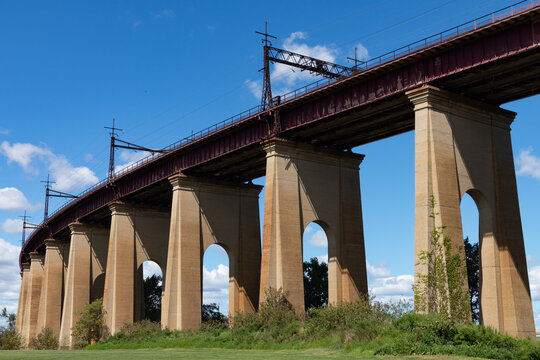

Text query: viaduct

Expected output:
[15,2,540,346]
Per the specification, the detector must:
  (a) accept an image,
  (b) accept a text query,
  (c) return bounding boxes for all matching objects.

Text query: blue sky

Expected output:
[0,0,539,325]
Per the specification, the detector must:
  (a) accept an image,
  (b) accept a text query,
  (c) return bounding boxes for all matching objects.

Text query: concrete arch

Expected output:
[408,85,534,337]
[260,139,368,311]
[162,175,262,331]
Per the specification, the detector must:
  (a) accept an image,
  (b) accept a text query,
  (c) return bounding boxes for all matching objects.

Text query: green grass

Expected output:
[0,349,486,359]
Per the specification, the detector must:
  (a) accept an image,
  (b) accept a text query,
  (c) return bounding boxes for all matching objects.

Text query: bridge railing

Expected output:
[278,0,539,102]
[44,104,264,221]
[25,0,540,247]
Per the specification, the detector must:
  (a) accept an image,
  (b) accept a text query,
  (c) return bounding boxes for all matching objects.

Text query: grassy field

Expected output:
[0,349,486,359]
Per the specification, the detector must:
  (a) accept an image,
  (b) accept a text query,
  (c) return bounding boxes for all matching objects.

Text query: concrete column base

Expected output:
[102,203,170,334]
[59,223,108,348]
[162,175,262,330]
[36,239,67,339]
[21,252,43,344]
[408,85,535,338]
[15,263,30,336]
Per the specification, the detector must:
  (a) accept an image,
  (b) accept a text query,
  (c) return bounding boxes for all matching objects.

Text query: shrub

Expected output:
[0,307,22,350]
[71,298,108,348]
[305,296,411,343]
[258,288,298,329]
[231,287,299,343]
[28,328,58,350]
[0,328,22,350]
[114,320,162,341]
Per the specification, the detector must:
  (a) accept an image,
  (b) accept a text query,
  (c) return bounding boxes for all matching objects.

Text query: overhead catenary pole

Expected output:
[19,211,38,247]
[105,118,169,182]
[256,22,277,111]
[105,118,123,182]
[256,22,354,110]
[41,174,79,221]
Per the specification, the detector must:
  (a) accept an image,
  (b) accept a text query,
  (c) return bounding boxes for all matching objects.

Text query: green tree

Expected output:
[143,274,162,323]
[0,308,21,350]
[202,303,226,323]
[303,257,328,311]
[414,195,471,323]
[0,308,15,329]
[71,298,108,348]
[464,237,480,323]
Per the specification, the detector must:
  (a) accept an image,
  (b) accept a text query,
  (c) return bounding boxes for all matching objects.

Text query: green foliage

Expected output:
[233,287,298,333]
[414,195,471,323]
[305,296,411,344]
[0,328,22,350]
[0,307,21,350]
[28,327,59,350]
[88,298,540,360]
[378,313,540,359]
[0,308,16,329]
[464,237,480,323]
[71,298,108,349]
[143,274,162,323]
[303,257,328,311]
[113,320,162,341]
[202,303,227,323]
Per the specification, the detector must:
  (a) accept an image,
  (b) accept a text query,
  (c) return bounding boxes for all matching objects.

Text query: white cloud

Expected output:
[84,153,94,162]
[317,254,328,264]
[0,238,21,327]
[48,155,99,192]
[133,20,142,28]
[0,129,10,135]
[203,264,229,314]
[0,187,40,211]
[516,149,540,180]
[367,262,392,278]
[0,141,51,174]
[153,9,175,20]
[244,79,260,99]
[308,230,328,247]
[1,218,23,234]
[0,141,98,192]
[369,274,414,303]
[203,264,229,290]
